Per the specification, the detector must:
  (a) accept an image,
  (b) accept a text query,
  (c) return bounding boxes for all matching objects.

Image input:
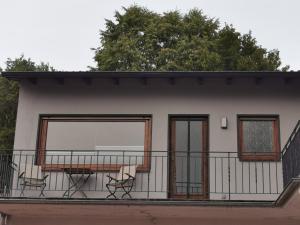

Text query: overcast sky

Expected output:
[0,0,299,71]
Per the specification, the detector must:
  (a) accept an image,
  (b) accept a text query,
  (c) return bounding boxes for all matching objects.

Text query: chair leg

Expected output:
[121,191,132,199]
[39,184,46,197]
[106,184,118,199]
[121,184,134,199]
[20,184,26,197]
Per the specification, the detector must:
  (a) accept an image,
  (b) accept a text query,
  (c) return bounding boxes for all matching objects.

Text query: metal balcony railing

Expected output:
[0,150,283,201]
[0,153,14,197]
[282,121,300,188]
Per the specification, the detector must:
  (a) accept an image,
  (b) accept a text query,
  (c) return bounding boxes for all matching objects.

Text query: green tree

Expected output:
[0,55,54,150]
[93,6,288,71]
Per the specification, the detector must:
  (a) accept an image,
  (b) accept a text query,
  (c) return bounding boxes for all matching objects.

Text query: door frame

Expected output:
[168,115,209,200]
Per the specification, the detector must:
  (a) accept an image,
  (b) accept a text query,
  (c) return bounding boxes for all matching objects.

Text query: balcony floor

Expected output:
[1,186,300,225]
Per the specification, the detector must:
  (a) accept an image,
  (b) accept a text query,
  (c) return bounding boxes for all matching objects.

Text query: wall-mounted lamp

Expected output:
[221,117,228,129]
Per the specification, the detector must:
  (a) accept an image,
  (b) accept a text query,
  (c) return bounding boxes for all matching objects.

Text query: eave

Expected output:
[2,71,300,80]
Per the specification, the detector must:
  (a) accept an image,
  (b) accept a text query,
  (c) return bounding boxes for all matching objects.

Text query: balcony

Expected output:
[0,150,284,203]
[1,121,300,205]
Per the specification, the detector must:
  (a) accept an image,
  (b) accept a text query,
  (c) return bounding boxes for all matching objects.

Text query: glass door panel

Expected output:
[189,121,203,194]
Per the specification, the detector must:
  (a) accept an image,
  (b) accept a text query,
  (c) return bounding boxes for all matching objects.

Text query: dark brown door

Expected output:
[169,117,209,199]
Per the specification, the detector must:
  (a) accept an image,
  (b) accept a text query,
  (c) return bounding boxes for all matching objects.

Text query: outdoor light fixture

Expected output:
[221,117,228,129]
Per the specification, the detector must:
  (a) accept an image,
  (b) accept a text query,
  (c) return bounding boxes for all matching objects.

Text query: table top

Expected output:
[63,167,95,175]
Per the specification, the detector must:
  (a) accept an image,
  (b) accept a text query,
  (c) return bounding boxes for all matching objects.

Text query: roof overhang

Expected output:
[2,71,300,87]
[2,71,300,80]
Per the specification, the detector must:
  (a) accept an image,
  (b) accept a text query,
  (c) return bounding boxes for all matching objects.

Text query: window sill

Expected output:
[239,154,281,162]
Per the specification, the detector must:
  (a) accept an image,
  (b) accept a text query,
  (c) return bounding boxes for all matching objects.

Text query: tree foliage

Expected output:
[93,6,288,71]
[0,55,54,150]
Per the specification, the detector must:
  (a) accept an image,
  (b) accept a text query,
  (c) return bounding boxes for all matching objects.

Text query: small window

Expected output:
[238,116,280,161]
[37,116,152,171]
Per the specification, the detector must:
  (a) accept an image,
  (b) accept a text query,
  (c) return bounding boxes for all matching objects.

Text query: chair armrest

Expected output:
[42,175,49,180]
[18,172,25,178]
[106,175,117,182]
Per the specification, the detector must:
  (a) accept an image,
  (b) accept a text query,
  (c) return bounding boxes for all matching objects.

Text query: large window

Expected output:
[237,115,280,161]
[37,115,152,171]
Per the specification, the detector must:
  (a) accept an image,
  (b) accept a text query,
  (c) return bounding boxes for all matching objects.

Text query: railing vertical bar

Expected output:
[1,154,4,196]
[17,151,22,190]
[0,154,2,195]
[3,154,5,195]
[154,155,157,192]
[95,151,99,191]
[55,155,60,192]
[109,155,112,191]
[227,152,231,200]
[62,154,66,191]
[234,157,237,194]
[147,154,150,199]
[268,161,271,194]
[1,154,4,195]
[161,154,164,192]
[82,154,86,192]
[262,162,265,194]
[275,161,279,194]
[83,154,88,192]
[2,154,5,195]
[5,154,9,196]
[1,154,3,195]
[140,156,143,192]
[134,155,138,192]
[214,156,216,193]
[3,154,6,196]
[89,154,92,191]
[194,155,197,194]
[31,155,34,192]
[29,156,33,191]
[48,155,53,191]
[24,155,28,193]
[5,154,8,196]
[254,158,257,194]
[221,157,223,193]
[241,161,244,193]
[4,154,8,196]
[248,161,251,194]
[9,153,12,195]
[101,155,105,191]
[67,150,73,198]
[10,153,16,196]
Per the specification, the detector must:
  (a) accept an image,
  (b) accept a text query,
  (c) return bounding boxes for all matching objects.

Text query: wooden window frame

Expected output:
[237,115,280,161]
[36,115,152,172]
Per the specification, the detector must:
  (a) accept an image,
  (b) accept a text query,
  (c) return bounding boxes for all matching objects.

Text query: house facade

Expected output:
[0,71,300,225]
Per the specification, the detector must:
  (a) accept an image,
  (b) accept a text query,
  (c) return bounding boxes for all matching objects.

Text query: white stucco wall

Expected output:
[12,76,300,200]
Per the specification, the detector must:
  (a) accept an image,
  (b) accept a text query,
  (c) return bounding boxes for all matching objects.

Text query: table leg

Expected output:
[70,174,87,198]
[63,173,92,198]
[63,174,77,198]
